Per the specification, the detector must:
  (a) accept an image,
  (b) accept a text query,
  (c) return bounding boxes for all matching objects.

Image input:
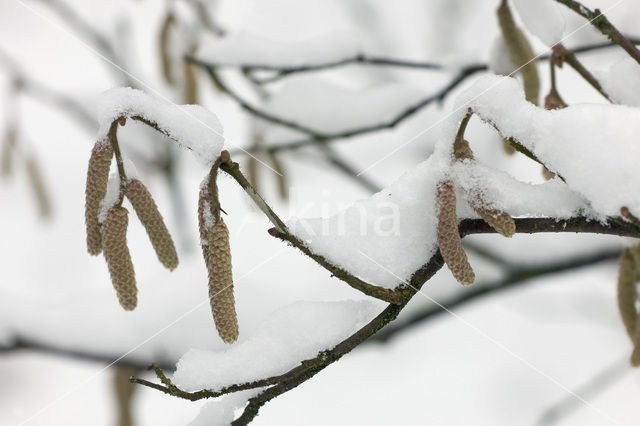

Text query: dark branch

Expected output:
[189,54,444,84]
[373,247,622,342]
[317,144,382,193]
[214,39,640,157]
[554,0,640,65]
[553,44,611,101]
[223,64,487,157]
[0,336,174,371]
[133,215,640,425]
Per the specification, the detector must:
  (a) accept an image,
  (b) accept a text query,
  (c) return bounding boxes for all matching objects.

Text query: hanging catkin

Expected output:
[454,139,516,238]
[25,155,52,219]
[436,180,475,285]
[496,0,540,105]
[623,246,640,366]
[85,140,114,255]
[198,170,239,343]
[125,179,178,270]
[1,127,16,178]
[206,219,239,343]
[103,206,137,311]
[159,13,175,86]
[475,207,515,238]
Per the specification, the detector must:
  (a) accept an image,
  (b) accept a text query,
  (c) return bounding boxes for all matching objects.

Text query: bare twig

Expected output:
[0,336,174,371]
[219,159,407,304]
[317,144,382,193]
[553,0,640,65]
[221,64,487,156]
[553,44,611,101]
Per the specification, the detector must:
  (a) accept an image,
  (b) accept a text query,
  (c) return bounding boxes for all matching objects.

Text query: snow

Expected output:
[451,160,588,219]
[262,78,427,140]
[450,75,640,218]
[287,74,640,289]
[97,87,224,166]
[488,35,517,76]
[98,172,121,224]
[196,31,361,67]
[172,300,381,391]
[597,56,640,107]
[4,0,640,424]
[512,0,565,47]
[288,153,591,289]
[289,157,443,289]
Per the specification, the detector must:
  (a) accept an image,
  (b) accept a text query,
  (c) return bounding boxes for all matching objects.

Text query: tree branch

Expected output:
[554,0,640,65]
[0,337,174,371]
[213,38,640,157]
[373,246,622,342]
[132,216,640,425]
[219,159,407,304]
[553,43,611,101]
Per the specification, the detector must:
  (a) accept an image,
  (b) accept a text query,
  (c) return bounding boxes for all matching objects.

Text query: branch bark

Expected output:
[554,0,640,65]
[132,216,640,425]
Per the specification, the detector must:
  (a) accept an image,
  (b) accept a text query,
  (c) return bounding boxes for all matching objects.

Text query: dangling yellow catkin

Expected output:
[103,206,137,311]
[436,180,475,285]
[475,208,516,238]
[497,0,540,105]
[183,44,198,105]
[198,183,239,343]
[1,127,16,178]
[454,140,516,238]
[617,247,640,366]
[125,179,178,270]
[206,219,239,343]
[159,13,175,86]
[85,140,114,255]
[25,155,52,219]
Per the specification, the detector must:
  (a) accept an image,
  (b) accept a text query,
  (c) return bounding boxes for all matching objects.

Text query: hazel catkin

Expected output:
[497,0,540,105]
[103,206,137,311]
[206,219,239,343]
[453,140,515,238]
[436,180,475,285]
[198,183,239,343]
[85,140,114,255]
[617,248,637,340]
[125,179,178,270]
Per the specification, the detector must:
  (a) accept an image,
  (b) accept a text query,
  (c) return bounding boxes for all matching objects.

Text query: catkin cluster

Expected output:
[84,137,179,311]
[437,139,517,285]
[617,246,640,366]
[198,183,239,343]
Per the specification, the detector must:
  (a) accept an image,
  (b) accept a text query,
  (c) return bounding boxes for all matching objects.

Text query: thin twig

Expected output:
[317,144,382,193]
[223,65,487,156]
[553,43,611,101]
[219,158,406,304]
[0,337,174,371]
[553,0,640,65]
